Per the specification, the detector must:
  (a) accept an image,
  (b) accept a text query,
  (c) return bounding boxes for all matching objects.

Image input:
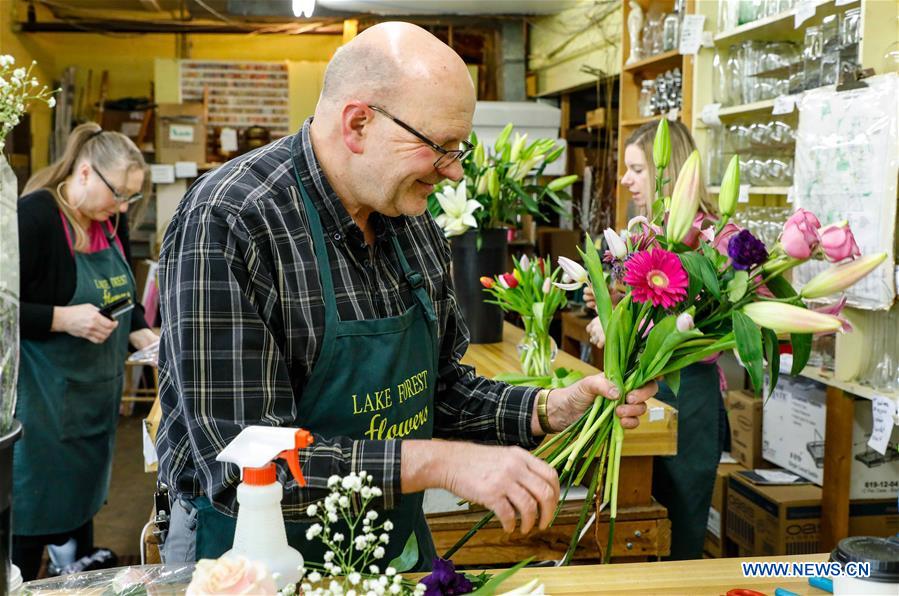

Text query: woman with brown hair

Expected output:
[589,119,728,560]
[13,122,157,579]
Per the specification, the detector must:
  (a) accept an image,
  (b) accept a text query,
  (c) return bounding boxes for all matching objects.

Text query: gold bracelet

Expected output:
[536,389,554,434]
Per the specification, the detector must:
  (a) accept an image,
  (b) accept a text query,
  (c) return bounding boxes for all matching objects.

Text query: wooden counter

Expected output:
[461,322,678,457]
[413,554,831,595]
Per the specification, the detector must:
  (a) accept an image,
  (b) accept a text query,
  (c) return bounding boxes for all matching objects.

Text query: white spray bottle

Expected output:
[216,426,314,589]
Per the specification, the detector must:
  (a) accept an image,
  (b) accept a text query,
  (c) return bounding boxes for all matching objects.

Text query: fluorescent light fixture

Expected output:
[292,0,315,18]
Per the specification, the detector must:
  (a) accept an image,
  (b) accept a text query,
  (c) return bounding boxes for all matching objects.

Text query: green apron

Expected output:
[13,218,133,535]
[193,133,440,570]
[652,362,727,560]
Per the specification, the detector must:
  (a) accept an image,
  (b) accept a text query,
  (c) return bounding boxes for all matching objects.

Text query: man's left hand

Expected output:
[534,374,657,435]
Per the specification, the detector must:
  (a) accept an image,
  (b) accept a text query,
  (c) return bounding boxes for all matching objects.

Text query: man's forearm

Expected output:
[400,439,445,494]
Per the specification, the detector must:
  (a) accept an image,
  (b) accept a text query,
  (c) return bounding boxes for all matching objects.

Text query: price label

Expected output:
[701,103,722,127]
[220,127,238,153]
[678,14,706,55]
[738,184,751,204]
[175,161,198,178]
[772,95,797,115]
[786,187,796,204]
[667,107,679,121]
[868,396,897,456]
[835,0,856,5]
[795,0,816,28]
[150,164,175,184]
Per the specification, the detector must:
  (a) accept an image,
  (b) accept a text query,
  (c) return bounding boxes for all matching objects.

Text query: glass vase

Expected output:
[0,148,20,434]
[516,318,558,377]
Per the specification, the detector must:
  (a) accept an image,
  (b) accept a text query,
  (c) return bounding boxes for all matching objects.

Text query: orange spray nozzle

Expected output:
[277,429,314,487]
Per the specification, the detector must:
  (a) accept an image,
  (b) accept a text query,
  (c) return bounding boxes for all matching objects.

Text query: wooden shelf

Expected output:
[708,185,791,195]
[714,0,860,45]
[620,115,669,128]
[718,98,777,117]
[622,49,681,73]
[799,366,899,406]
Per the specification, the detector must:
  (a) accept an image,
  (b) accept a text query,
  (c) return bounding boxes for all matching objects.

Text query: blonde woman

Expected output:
[588,119,728,560]
[14,122,157,579]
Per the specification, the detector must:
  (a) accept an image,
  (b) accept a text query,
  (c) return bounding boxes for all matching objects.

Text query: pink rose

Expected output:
[186,556,278,596]
[819,222,860,263]
[711,223,743,256]
[781,208,821,259]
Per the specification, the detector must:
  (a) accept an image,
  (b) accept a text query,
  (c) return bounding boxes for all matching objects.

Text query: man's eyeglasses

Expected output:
[92,165,143,206]
[368,105,473,170]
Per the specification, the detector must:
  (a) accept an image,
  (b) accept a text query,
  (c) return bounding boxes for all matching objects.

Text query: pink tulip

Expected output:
[819,222,860,263]
[780,208,821,259]
[711,223,744,256]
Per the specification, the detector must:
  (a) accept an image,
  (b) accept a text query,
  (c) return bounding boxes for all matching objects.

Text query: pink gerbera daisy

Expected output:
[623,249,689,308]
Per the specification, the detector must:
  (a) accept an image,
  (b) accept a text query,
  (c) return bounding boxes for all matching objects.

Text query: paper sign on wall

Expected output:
[175,161,199,178]
[150,164,175,184]
[795,0,816,28]
[220,127,239,153]
[678,14,706,55]
[169,124,195,143]
[738,184,750,203]
[772,95,797,115]
[868,396,897,456]
[701,103,722,127]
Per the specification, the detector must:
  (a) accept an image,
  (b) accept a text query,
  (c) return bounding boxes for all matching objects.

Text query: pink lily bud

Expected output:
[819,222,860,263]
[780,208,821,259]
[666,150,702,244]
[800,253,887,299]
[742,302,843,334]
[676,312,694,332]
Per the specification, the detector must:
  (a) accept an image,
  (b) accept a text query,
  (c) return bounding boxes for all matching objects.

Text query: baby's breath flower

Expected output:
[360,486,372,499]
[328,512,338,523]
[379,533,389,544]
[308,571,322,583]
[383,520,394,531]
[306,504,318,516]
[305,524,323,540]
[333,532,345,542]
[323,550,335,562]
[328,475,340,487]
[369,565,379,575]
[301,583,313,593]
[366,511,378,521]
[338,495,350,508]
[373,546,385,559]
[371,487,383,497]
[385,567,396,577]
[348,572,361,586]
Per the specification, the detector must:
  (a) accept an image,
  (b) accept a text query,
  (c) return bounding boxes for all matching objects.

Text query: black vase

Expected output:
[450,229,508,344]
[0,420,22,594]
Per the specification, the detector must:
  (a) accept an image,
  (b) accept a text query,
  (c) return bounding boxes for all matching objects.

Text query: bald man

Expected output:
[157,22,654,568]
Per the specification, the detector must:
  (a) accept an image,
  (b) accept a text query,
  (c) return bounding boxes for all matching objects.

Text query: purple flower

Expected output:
[420,558,474,596]
[727,229,769,271]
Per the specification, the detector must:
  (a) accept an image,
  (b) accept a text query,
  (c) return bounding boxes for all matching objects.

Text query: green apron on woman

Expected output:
[190,133,440,570]
[13,218,133,535]
[652,362,727,560]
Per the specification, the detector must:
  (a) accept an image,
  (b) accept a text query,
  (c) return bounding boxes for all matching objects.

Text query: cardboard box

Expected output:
[102,109,153,144]
[725,390,766,469]
[704,461,747,557]
[155,102,206,164]
[725,471,899,556]
[762,374,899,500]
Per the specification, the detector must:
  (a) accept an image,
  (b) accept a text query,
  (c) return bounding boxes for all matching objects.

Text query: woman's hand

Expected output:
[584,286,596,311]
[52,303,118,344]
[129,328,159,350]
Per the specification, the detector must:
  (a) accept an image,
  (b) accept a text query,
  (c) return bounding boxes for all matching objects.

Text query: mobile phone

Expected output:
[99,296,133,320]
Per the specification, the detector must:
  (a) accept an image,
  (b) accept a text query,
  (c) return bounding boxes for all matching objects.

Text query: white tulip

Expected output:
[603,227,627,259]
[554,256,588,291]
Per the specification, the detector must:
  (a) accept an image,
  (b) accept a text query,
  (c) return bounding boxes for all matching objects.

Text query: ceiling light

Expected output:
[292,0,315,18]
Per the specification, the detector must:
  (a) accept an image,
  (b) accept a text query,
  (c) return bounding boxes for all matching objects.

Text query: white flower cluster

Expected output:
[0,55,56,146]
[282,472,425,596]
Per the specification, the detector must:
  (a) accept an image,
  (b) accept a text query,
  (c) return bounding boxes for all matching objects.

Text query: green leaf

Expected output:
[790,333,812,375]
[640,314,678,374]
[494,123,513,153]
[388,531,419,573]
[733,311,764,394]
[680,252,721,299]
[468,556,535,596]
[727,270,749,303]
[603,309,622,387]
[580,235,612,330]
[762,327,780,394]
[665,369,681,397]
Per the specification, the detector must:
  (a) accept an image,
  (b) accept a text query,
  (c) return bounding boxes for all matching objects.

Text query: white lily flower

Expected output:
[433,180,482,238]
[603,227,627,259]
[554,256,588,291]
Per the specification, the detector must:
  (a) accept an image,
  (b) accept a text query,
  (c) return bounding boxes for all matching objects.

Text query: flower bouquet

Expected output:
[479,255,567,377]
[449,119,886,564]
[428,123,579,238]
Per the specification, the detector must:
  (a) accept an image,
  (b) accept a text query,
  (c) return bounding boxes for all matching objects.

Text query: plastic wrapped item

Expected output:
[793,74,899,310]
[20,564,196,594]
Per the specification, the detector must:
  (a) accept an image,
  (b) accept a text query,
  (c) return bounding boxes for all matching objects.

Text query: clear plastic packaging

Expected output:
[20,564,196,594]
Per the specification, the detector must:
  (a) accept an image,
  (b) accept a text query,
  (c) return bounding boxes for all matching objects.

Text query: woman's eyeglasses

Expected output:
[368,105,473,170]
[92,165,143,205]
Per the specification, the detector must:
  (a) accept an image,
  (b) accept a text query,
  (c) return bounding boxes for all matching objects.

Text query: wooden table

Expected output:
[412,553,831,595]
[433,322,678,564]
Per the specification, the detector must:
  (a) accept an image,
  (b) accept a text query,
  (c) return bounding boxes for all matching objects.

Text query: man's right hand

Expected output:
[401,441,560,535]
[52,303,119,344]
